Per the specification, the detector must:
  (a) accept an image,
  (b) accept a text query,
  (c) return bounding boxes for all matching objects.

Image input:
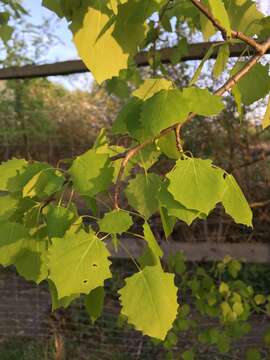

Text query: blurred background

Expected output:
[0,1,269,359]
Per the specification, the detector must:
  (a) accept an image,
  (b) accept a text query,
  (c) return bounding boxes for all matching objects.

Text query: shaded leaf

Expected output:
[0,222,30,267]
[0,158,27,191]
[84,286,105,323]
[46,205,77,238]
[125,173,162,219]
[140,89,190,136]
[182,87,224,116]
[231,62,270,105]
[159,181,200,225]
[98,209,133,235]
[213,43,230,78]
[23,169,65,200]
[69,149,113,197]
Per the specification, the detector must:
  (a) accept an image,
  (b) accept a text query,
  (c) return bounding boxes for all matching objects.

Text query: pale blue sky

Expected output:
[22,0,78,62]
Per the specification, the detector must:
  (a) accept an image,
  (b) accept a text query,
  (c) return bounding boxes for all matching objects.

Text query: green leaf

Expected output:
[0,24,13,42]
[143,222,163,258]
[159,206,176,239]
[0,222,30,267]
[112,0,159,54]
[182,87,224,116]
[48,280,79,311]
[138,246,160,268]
[182,349,195,360]
[0,158,27,191]
[69,149,113,197]
[168,251,186,275]
[46,205,77,238]
[73,5,129,84]
[222,174,252,227]
[112,98,143,136]
[14,238,48,284]
[98,209,132,235]
[23,205,42,229]
[213,43,230,78]
[189,45,215,85]
[42,0,64,17]
[246,348,261,360]
[119,265,178,339]
[200,0,216,40]
[254,294,266,305]
[156,131,181,160]
[218,281,230,295]
[133,144,160,170]
[132,78,173,100]
[231,62,270,105]
[48,229,112,298]
[217,333,230,353]
[140,89,190,136]
[263,328,270,346]
[8,162,50,194]
[125,173,162,219]
[262,96,270,129]
[106,77,130,98]
[84,286,105,323]
[224,0,264,36]
[170,38,188,65]
[231,85,243,120]
[0,195,18,221]
[208,0,231,36]
[167,158,225,215]
[23,169,65,200]
[158,182,200,225]
[232,302,244,316]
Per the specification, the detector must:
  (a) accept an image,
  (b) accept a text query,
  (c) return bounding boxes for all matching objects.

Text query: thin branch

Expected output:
[250,199,270,209]
[113,36,270,209]
[174,124,183,153]
[190,0,265,54]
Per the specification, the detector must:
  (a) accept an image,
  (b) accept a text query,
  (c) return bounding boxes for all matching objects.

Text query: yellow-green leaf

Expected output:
[73,6,128,84]
[208,0,231,36]
[48,229,112,298]
[262,96,270,129]
[119,265,178,339]
[222,174,253,227]
[132,78,173,100]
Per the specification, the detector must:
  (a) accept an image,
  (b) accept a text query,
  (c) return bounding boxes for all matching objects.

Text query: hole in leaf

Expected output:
[92,263,98,267]
[223,173,227,179]
[83,279,88,283]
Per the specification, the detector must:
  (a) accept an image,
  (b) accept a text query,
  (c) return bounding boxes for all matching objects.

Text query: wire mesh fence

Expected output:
[0,263,270,360]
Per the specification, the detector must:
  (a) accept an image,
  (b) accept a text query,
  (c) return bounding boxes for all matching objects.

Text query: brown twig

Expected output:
[174,124,183,153]
[112,35,270,209]
[250,199,270,208]
[190,0,265,54]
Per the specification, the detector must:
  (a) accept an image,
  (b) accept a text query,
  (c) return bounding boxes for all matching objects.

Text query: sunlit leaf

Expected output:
[73,5,129,84]
[119,265,178,339]
[48,229,112,298]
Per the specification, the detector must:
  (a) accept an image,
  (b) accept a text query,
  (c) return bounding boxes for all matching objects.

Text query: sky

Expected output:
[22,0,78,61]
[21,0,270,90]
